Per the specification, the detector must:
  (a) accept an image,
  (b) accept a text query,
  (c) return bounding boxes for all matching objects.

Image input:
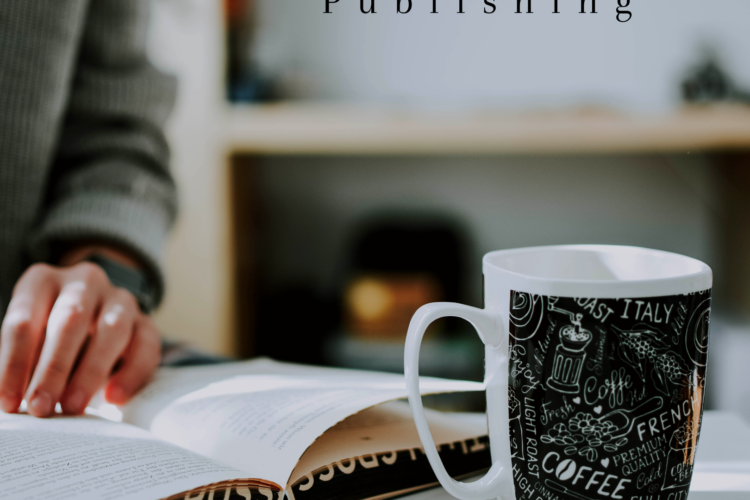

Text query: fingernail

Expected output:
[107,386,127,404]
[30,392,53,417]
[65,391,86,414]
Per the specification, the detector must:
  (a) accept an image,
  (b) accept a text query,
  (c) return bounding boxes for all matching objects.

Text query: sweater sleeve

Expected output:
[28,0,178,308]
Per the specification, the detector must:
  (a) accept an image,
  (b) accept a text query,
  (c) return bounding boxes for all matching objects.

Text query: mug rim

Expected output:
[482,244,712,288]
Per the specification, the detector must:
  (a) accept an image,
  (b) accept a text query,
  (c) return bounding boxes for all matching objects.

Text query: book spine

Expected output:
[285,435,491,500]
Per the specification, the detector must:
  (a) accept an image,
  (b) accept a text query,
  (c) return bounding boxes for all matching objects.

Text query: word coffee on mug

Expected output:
[405,245,711,500]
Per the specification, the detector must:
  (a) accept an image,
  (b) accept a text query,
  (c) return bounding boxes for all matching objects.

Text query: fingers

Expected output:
[0,265,58,413]
[105,317,161,405]
[61,290,137,414]
[1,261,160,417]
[25,263,107,417]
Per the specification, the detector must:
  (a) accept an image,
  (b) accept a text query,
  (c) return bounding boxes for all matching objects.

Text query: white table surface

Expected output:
[403,411,750,500]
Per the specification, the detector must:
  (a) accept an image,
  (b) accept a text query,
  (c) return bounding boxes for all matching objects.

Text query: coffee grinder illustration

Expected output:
[547,314,592,394]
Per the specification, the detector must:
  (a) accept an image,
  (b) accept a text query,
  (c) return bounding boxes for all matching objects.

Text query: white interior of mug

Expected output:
[484,245,710,282]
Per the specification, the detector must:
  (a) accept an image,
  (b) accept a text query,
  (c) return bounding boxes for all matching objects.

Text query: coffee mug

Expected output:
[405,245,711,500]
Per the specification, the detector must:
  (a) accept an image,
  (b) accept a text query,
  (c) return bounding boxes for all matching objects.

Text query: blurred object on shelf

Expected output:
[344,274,442,339]
[322,215,475,386]
[225,0,277,102]
[340,214,469,341]
[349,216,468,304]
[682,47,750,105]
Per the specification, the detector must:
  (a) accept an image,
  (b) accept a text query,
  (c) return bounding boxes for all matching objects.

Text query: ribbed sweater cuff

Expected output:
[28,193,171,307]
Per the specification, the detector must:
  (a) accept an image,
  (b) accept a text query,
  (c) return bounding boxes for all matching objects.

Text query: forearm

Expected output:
[28,0,177,309]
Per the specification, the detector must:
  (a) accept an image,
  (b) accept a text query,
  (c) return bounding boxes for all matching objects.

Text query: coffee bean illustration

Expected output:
[555,459,577,481]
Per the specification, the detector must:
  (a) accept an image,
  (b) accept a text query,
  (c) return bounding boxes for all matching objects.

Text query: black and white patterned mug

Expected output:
[405,245,711,500]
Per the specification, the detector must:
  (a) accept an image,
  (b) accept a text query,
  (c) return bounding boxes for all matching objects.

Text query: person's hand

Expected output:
[0,255,160,417]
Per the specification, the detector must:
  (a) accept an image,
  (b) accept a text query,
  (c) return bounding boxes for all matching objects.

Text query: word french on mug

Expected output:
[405,245,711,500]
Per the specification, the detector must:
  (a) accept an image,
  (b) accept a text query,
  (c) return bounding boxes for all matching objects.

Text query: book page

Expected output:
[121,359,484,488]
[0,412,249,500]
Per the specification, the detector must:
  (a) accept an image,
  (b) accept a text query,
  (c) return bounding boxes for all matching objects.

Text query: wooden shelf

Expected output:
[223,103,750,156]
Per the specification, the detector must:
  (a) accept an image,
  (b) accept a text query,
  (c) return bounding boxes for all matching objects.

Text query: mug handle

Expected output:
[404,302,512,500]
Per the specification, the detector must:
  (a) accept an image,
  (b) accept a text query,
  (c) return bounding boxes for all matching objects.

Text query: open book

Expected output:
[0,359,488,500]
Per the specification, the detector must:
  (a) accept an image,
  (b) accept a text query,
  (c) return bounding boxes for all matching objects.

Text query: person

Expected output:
[0,1,177,418]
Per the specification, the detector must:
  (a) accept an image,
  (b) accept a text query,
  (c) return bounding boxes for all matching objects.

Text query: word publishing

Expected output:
[325,0,634,23]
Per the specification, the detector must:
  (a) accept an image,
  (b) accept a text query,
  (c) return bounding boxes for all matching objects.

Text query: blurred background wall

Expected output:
[251,0,750,111]
[144,0,750,415]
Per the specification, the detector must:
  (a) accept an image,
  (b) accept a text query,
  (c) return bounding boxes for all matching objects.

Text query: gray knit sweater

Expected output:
[0,1,177,318]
